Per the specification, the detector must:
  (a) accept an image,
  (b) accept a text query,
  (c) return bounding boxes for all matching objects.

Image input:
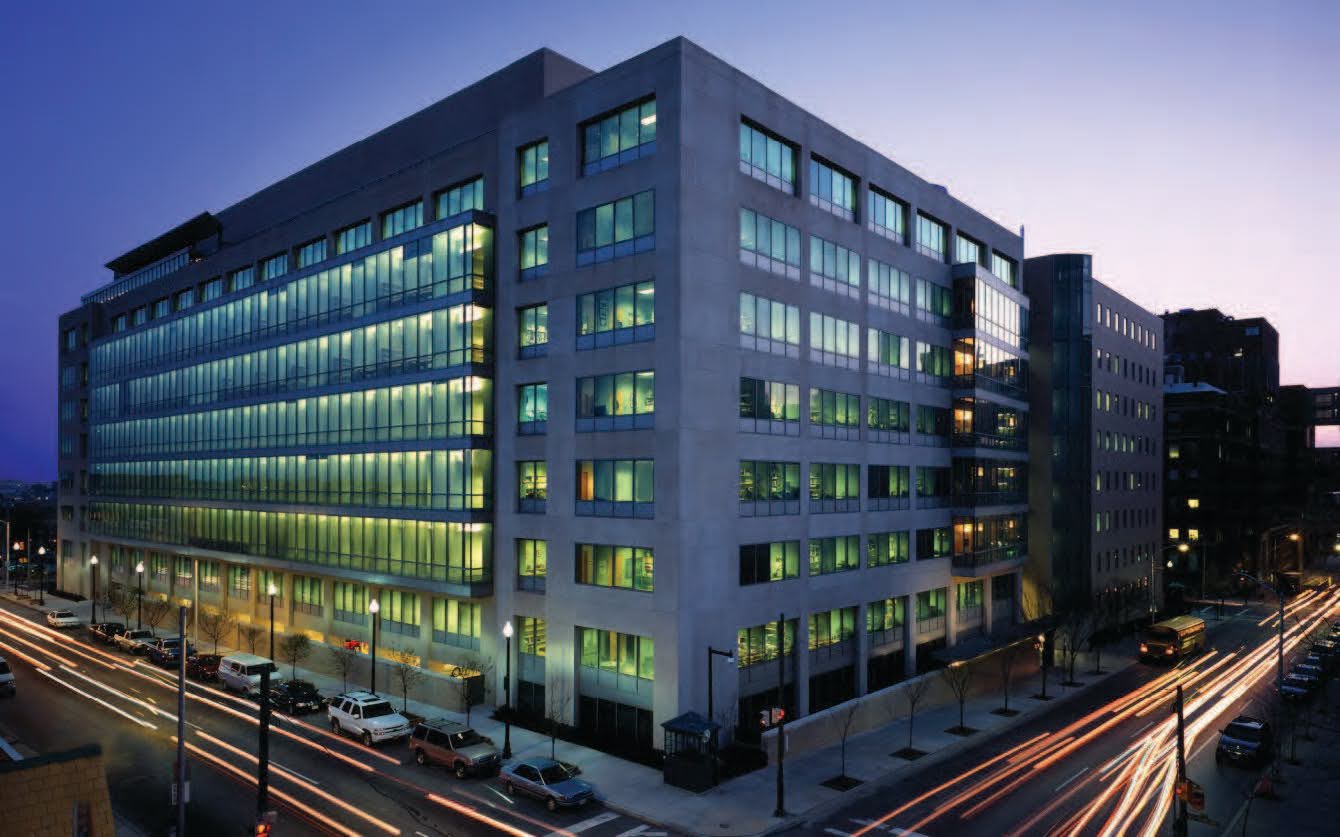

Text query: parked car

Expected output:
[1303,653,1336,675]
[499,758,596,812]
[114,628,156,654]
[218,654,278,695]
[0,656,14,697]
[328,691,412,747]
[1294,662,1326,680]
[408,719,501,777]
[267,680,324,714]
[1216,716,1273,766]
[146,637,195,668]
[185,654,222,682]
[87,622,126,645]
[1281,671,1319,702]
[1311,639,1339,658]
[46,610,81,629]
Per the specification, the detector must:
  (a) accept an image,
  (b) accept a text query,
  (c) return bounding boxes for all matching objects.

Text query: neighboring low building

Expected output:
[1025,254,1162,617]
[0,744,116,836]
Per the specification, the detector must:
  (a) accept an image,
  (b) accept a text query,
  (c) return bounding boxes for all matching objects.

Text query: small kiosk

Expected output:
[660,711,719,792]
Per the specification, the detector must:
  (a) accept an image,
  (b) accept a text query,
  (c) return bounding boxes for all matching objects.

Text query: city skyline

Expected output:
[3,0,1337,480]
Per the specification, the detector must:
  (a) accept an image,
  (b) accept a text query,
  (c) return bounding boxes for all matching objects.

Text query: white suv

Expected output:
[328,691,411,747]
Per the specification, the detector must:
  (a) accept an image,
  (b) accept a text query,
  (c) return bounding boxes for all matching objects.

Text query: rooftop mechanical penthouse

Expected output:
[57,37,1030,756]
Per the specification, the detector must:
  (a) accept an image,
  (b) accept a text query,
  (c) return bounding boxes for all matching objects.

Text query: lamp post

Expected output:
[502,620,513,759]
[267,581,278,662]
[1161,542,1190,617]
[706,646,735,786]
[12,541,21,595]
[36,547,46,605]
[135,561,145,629]
[368,598,380,694]
[90,555,99,624]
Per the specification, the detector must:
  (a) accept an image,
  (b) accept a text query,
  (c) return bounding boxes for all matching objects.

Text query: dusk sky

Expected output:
[2,1,1336,480]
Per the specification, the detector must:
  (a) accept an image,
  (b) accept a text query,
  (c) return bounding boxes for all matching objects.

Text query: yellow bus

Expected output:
[1140,615,1207,662]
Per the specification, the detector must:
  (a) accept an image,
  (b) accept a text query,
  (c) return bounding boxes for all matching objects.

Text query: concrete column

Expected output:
[903,593,917,678]
[855,602,869,696]
[982,576,994,632]
[946,583,958,648]
[794,615,810,716]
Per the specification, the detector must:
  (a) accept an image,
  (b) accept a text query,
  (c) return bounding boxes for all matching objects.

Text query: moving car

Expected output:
[87,622,126,644]
[267,680,324,714]
[1216,716,1272,766]
[46,610,81,629]
[499,758,596,812]
[146,637,195,668]
[218,653,278,695]
[114,628,156,654]
[0,656,14,697]
[185,654,222,682]
[408,719,501,777]
[328,691,412,746]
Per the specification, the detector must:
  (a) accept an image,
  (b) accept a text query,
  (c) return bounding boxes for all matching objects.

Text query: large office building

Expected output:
[1025,255,1162,616]
[57,38,1029,754]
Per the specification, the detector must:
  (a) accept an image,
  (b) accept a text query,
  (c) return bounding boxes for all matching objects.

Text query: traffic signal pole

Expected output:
[1173,683,1188,837]
[257,667,271,828]
[176,605,187,837]
[774,611,786,818]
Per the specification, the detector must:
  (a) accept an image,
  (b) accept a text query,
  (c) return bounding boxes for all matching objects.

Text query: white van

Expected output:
[0,655,14,696]
[218,653,278,694]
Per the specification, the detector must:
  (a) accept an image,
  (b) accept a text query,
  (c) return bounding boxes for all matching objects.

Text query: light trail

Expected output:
[428,792,537,837]
[190,730,400,835]
[182,740,361,837]
[35,668,156,729]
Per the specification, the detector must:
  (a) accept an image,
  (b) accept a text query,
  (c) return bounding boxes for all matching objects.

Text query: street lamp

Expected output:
[368,598,380,694]
[10,541,19,595]
[90,555,99,624]
[36,547,46,605]
[267,581,278,662]
[502,620,514,759]
[707,646,736,786]
[135,561,145,629]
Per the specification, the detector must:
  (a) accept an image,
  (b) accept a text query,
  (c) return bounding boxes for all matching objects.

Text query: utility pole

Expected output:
[773,611,786,818]
[1173,683,1188,837]
[175,605,188,836]
[257,666,272,828]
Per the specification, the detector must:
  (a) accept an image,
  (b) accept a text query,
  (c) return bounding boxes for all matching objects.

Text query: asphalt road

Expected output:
[804,590,1340,837]
[0,599,674,837]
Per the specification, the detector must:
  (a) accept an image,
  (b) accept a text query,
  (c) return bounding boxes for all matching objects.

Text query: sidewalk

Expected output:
[4,589,1142,835]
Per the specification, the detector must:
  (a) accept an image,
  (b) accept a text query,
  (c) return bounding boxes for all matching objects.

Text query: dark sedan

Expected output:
[267,679,325,714]
[87,622,126,645]
[1216,716,1272,766]
[499,758,596,812]
[185,654,222,682]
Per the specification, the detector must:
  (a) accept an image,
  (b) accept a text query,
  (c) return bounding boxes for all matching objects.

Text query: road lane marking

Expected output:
[488,785,515,804]
[551,812,619,835]
[612,827,666,837]
[1055,765,1089,792]
[824,830,853,837]
[272,761,321,785]
[60,665,177,721]
[427,793,537,837]
[36,669,156,730]
[1133,720,1155,736]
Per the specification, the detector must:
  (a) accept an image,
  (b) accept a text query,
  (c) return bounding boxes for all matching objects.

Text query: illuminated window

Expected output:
[1187,498,1200,509]
[1168,528,1180,540]
[518,140,549,196]
[1188,529,1200,541]
[582,98,657,175]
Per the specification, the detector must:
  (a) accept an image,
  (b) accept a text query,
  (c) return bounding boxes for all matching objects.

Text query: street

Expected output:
[805,588,1340,836]
[0,599,674,837]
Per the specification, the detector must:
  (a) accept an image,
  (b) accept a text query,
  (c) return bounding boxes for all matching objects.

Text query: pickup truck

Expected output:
[146,637,195,668]
[114,629,156,654]
[87,622,126,645]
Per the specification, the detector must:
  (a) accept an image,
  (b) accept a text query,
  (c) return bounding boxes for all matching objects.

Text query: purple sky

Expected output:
[3,2,1337,479]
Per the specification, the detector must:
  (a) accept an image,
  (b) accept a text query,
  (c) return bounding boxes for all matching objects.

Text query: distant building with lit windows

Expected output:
[1024,254,1163,617]
[57,38,1029,756]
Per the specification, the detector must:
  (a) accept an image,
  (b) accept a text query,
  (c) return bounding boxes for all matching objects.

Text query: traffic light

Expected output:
[255,811,277,836]
[758,707,786,728]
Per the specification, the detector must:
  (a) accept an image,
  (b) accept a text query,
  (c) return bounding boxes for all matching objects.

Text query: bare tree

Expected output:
[327,644,358,694]
[141,598,173,633]
[198,609,236,654]
[833,700,862,782]
[278,633,312,681]
[237,623,264,654]
[386,647,428,713]
[107,587,135,625]
[449,654,492,725]
[1057,607,1094,687]
[895,675,933,758]
[941,662,975,734]
[545,674,574,759]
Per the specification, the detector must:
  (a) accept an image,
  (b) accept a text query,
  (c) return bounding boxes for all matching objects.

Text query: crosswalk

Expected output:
[541,812,668,837]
